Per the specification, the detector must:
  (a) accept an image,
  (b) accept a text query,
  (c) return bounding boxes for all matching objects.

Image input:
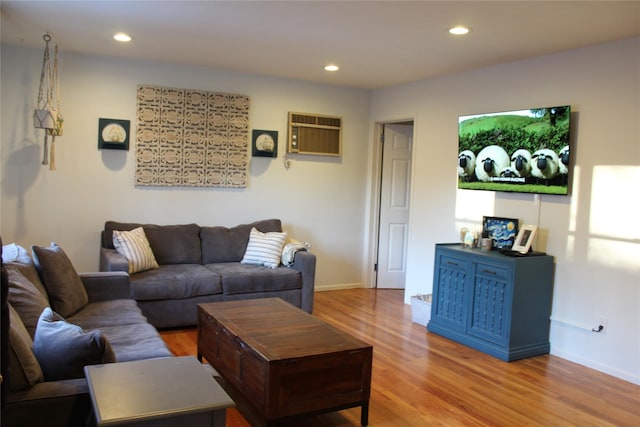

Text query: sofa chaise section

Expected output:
[1,240,172,427]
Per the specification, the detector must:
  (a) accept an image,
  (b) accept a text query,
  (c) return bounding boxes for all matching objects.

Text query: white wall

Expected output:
[370,37,640,384]
[0,44,371,289]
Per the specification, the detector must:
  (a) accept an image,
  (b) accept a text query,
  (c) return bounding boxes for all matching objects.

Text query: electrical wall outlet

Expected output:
[599,316,608,333]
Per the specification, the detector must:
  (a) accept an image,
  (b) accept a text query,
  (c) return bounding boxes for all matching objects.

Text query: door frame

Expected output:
[365,117,416,289]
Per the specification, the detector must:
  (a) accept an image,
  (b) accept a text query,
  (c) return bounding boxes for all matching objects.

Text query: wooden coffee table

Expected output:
[197,298,373,427]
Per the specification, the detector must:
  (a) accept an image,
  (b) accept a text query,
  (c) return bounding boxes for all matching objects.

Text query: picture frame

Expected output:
[98,118,130,150]
[512,224,537,254]
[482,216,519,249]
[252,129,278,158]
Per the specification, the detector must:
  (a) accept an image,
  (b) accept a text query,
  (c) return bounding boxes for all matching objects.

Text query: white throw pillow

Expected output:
[112,227,159,273]
[241,227,287,268]
[1,242,19,262]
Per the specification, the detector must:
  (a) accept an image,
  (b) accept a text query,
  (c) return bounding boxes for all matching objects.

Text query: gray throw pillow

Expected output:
[32,243,88,317]
[3,243,49,296]
[8,304,44,391]
[33,308,116,381]
[6,267,50,337]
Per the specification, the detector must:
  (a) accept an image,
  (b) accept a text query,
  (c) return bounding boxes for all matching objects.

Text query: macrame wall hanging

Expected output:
[34,34,64,170]
[135,84,249,187]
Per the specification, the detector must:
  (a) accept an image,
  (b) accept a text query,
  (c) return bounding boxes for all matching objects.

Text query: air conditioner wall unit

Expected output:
[288,112,342,156]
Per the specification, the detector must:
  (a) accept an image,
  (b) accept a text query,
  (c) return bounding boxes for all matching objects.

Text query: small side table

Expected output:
[84,356,234,427]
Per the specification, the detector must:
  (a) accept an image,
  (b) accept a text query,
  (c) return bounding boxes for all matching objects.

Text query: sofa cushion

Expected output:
[2,243,48,297]
[206,262,302,295]
[98,323,173,362]
[130,264,221,301]
[33,308,116,381]
[8,304,44,391]
[67,299,150,330]
[104,222,201,264]
[241,227,287,268]
[112,227,159,273]
[201,219,282,263]
[144,223,202,264]
[32,243,88,317]
[6,268,50,337]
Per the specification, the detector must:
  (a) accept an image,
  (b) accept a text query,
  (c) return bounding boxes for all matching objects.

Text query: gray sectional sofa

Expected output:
[100,219,316,329]
[1,238,173,427]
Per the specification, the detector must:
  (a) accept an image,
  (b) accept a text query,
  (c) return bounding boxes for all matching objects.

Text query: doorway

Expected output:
[374,121,414,289]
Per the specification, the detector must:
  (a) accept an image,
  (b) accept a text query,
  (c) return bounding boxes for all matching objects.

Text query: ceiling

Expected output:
[1,1,639,90]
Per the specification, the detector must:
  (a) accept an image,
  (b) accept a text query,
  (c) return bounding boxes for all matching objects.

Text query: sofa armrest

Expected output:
[100,247,128,272]
[80,272,131,302]
[291,251,316,313]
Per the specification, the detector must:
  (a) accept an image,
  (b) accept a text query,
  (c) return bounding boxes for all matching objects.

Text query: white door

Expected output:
[376,123,413,289]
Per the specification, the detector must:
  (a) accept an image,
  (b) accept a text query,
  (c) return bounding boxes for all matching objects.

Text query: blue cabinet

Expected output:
[427,244,554,361]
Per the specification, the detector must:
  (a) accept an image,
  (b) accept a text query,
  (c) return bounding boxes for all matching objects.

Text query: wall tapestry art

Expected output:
[135,84,249,187]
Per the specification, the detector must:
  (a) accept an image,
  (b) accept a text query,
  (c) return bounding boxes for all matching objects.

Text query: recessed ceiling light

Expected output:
[449,26,470,35]
[324,64,339,72]
[113,32,132,42]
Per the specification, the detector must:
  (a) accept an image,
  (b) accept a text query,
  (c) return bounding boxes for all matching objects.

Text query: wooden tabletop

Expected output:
[198,298,372,361]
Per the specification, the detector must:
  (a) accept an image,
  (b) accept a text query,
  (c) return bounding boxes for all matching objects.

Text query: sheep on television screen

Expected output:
[500,166,520,178]
[475,145,510,182]
[510,149,532,178]
[531,148,559,182]
[558,145,570,175]
[458,150,476,181]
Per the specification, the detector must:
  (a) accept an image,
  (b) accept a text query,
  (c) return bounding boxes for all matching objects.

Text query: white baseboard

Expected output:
[315,283,365,292]
[550,348,639,385]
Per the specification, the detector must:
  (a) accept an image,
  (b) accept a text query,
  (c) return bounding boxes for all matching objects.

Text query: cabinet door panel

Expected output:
[469,263,511,345]
[433,255,469,331]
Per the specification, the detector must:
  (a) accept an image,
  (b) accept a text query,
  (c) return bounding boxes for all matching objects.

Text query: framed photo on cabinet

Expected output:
[512,225,537,254]
[482,216,518,249]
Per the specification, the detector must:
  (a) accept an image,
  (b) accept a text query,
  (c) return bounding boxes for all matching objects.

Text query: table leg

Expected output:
[361,400,369,426]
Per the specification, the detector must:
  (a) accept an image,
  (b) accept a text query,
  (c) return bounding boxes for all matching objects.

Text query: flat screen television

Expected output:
[457,105,571,195]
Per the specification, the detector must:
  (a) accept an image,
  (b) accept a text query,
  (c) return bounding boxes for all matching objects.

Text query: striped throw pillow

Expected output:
[241,227,287,268]
[112,227,159,273]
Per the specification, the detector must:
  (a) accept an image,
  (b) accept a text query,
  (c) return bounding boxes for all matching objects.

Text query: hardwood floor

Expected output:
[160,289,639,426]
